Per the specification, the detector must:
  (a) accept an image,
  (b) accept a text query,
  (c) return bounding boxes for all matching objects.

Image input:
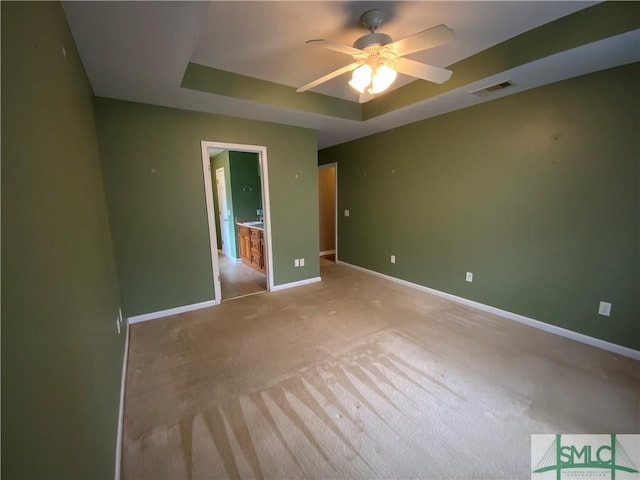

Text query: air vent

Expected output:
[470,80,515,97]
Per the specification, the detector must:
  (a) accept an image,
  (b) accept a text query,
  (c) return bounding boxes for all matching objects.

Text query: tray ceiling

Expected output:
[62,1,640,148]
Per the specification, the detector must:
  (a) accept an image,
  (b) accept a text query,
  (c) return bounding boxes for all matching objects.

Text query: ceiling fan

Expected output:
[296,9,455,103]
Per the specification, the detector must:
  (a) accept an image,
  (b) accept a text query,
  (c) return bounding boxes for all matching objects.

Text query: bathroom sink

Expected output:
[243,221,264,227]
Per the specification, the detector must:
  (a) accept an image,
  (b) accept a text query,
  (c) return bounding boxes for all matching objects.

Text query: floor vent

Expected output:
[470,80,515,97]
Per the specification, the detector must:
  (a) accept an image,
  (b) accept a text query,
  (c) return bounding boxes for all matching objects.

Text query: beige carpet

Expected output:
[219,252,267,301]
[122,262,639,479]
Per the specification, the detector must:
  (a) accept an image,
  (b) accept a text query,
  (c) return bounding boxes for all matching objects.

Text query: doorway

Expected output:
[318,163,337,266]
[200,141,273,303]
[215,167,232,259]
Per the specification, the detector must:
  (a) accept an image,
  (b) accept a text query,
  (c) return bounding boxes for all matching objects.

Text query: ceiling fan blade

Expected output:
[386,24,455,57]
[306,39,364,57]
[359,91,374,104]
[296,62,361,93]
[395,57,452,84]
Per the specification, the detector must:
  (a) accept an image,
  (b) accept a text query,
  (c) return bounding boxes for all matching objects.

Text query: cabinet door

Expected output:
[250,232,260,268]
[244,236,251,262]
[237,226,251,263]
[249,230,264,272]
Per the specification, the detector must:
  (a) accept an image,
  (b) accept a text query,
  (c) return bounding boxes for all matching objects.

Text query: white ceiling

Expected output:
[62,1,639,148]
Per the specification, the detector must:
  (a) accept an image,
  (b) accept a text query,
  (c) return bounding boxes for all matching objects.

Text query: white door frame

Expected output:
[200,141,273,303]
[319,162,338,261]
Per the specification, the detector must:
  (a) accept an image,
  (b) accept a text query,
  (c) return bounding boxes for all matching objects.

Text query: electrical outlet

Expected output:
[466,272,473,282]
[344,209,350,217]
[598,301,612,317]
[300,258,305,267]
[390,255,396,264]
[294,259,300,267]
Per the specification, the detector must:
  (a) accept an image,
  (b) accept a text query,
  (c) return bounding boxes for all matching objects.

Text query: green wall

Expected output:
[320,63,640,351]
[95,99,319,317]
[1,2,125,478]
[230,152,262,222]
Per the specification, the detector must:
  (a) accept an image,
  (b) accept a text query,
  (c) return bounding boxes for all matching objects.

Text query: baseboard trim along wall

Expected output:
[271,276,321,292]
[337,261,640,361]
[114,321,130,480]
[320,250,336,256]
[128,299,219,324]
[127,276,324,323]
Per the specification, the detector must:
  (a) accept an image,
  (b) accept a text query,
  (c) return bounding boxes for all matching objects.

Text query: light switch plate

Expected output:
[390,255,396,264]
[294,259,300,267]
[466,272,473,282]
[345,209,350,217]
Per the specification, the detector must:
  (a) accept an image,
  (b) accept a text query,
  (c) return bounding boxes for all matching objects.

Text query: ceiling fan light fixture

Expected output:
[348,64,373,94]
[369,63,397,94]
[348,61,397,95]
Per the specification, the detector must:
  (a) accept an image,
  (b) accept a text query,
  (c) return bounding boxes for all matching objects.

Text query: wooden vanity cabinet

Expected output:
[237,224,265,273]
[250,228,265,273]
[238,225,251,266]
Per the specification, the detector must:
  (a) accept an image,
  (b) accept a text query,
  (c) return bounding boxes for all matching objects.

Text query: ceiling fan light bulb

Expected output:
[349,64,372,93]
[369,64,397,94]
[348,79,366,94]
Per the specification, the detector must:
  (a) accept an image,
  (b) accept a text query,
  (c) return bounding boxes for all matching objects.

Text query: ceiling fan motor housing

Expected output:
[353,32,393,51]
[354,9,392,51]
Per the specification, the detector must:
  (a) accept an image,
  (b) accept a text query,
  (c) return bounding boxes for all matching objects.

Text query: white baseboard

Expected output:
[337,261,640,361]
[128,299,219,324]
[271,276,321,292]
[320,250,336,256]
[114,320,130,480]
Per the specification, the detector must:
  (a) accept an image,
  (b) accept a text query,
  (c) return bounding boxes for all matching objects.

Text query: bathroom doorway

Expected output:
[318,163,337,266]
[200,141,272,303]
